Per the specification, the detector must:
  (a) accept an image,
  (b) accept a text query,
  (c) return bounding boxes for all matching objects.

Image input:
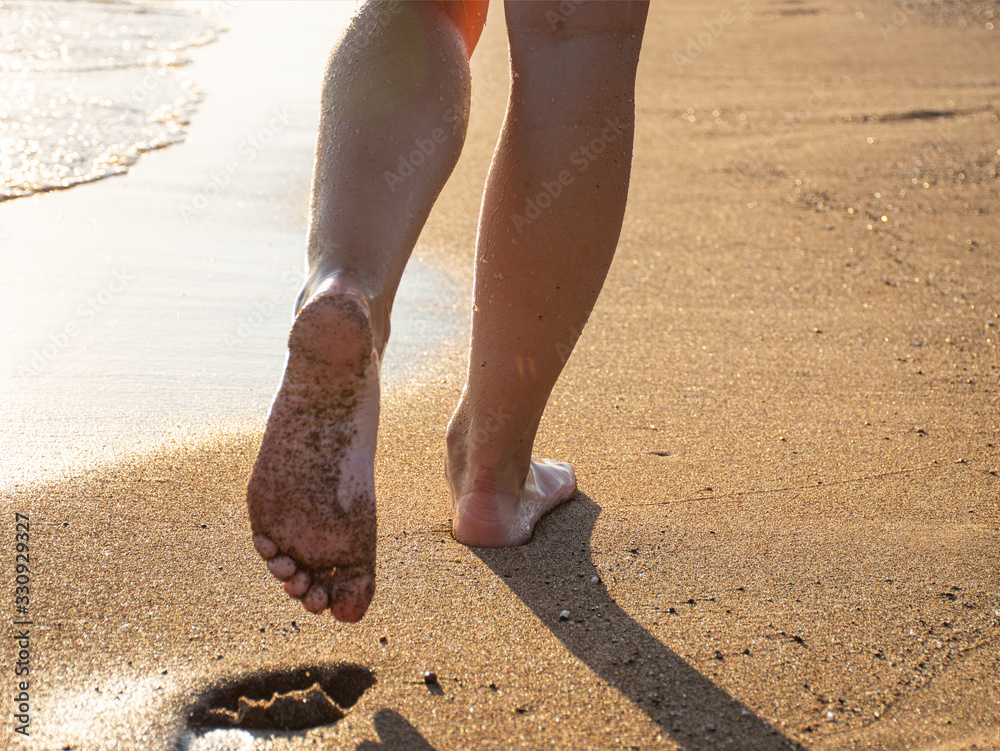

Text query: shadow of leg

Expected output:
[472,494,805,750]
[356,708,438,750]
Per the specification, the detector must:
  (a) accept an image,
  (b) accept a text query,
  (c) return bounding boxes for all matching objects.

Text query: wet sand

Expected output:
[2,1,998,749]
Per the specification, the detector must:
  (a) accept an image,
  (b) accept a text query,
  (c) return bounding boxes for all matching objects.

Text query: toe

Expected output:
[283,570,311,598]
[252,534,278,559]
[531,457,577,500]
[301,584,329,614]
[558,460,577,494]
[327,563,376,623]
[267,555,297,581]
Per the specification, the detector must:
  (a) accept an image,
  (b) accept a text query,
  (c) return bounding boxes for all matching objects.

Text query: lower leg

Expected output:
[247,0,478,622]
[448,0,648,546]
[300,0,475,351]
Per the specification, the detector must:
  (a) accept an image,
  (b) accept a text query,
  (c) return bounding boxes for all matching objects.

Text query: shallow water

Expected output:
[0,1,467,491]
[0,0,224,200]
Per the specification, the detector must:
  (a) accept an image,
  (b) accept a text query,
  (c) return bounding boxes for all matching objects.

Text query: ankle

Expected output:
[446,406,530,494]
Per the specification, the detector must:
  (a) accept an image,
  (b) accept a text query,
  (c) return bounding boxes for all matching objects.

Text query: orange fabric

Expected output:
[438,0,489,57]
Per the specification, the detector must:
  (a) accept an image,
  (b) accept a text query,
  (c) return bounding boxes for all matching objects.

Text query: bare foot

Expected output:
[246,278,379,623]
[447,435,577,547]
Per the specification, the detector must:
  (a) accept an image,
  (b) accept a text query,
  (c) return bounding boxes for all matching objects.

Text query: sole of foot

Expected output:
[246,280,380,623]
[450,457,577,547]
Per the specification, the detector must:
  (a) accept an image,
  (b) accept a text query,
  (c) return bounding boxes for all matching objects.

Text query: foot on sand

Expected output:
[247,277,379,623]
[447,436,577,547]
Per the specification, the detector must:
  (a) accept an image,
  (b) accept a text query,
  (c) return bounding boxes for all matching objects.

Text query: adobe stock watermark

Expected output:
[555,324,586,365]
[510,115,630,233]
[180,108,292,222]
[223,268,303,351]
[373,0,404,31]
[673,0,753,71]
[876,0,926,38]
[92,68,179,137]
[18,269,135,376]
[203,1,243,21]
[2,1,61,45]
[728,80,830,188]
[545,0,585,29]
[468,407,511,448]
[383,105,462,192]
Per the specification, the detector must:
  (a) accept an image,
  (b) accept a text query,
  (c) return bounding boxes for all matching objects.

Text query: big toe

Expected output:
[326,564,376,623]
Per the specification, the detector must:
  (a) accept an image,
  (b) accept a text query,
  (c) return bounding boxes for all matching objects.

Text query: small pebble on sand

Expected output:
[423,671,438,685]
[559,610,570,621]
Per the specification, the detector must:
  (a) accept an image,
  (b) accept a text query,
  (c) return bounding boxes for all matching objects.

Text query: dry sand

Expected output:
[1,1,998,749]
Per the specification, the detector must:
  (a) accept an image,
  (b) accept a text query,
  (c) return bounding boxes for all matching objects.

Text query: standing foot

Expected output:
[246,277,379,623]
[446,427,577,547]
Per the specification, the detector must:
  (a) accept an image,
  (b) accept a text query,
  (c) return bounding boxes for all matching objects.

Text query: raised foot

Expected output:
[246,282,379,623]
[450,457,577,548]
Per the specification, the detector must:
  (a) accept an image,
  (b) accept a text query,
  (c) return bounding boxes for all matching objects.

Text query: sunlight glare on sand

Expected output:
[179,728,255,751]
[0,1,462,491]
